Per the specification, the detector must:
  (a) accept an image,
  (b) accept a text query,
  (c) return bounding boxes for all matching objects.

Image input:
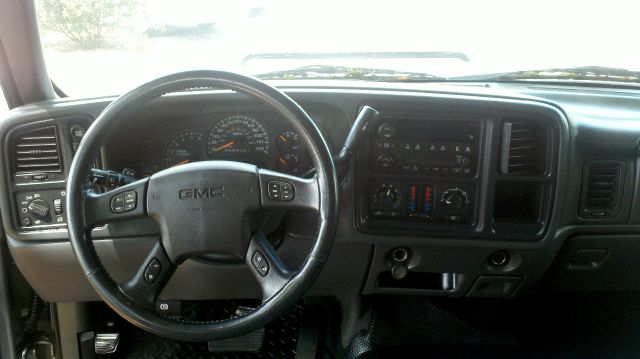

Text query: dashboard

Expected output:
[2,82,640,305]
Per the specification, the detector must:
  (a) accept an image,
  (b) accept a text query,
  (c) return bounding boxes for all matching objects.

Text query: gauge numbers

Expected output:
[164,131,204,167]
[207,115,269,157]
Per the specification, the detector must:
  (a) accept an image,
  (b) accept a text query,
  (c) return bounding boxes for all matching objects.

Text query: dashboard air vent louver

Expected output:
[500,120,547,175]
[580,161,624,219]
[13,126,62,174]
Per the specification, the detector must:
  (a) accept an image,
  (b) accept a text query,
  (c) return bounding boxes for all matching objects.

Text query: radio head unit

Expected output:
[371,119,479,176]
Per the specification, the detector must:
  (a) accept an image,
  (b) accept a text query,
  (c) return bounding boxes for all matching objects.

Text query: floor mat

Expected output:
[349,293,640,359]
[120,304,303,359]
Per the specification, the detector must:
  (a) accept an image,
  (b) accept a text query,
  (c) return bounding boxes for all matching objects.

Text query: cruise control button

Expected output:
[144,258,162,284]
[252,251,269,276]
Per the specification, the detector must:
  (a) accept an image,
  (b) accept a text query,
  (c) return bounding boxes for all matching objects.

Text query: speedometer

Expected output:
[207,115,270,158]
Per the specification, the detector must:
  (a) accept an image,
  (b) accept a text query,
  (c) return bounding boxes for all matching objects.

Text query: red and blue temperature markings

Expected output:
[408,185,418,217]
[422,185,433,219]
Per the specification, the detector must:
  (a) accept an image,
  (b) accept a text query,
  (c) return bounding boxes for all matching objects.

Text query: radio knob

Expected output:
[377,123,396,139]
[376,154,395,169]
[441,188,468,210]
[27,198,50,219]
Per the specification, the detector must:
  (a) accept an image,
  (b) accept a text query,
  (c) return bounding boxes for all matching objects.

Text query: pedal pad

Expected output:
[208,327,265,353]
[21,336,55,359]
[94,333,120,354]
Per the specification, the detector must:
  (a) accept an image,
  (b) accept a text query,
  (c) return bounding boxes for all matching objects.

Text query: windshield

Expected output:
[36,0,640,97]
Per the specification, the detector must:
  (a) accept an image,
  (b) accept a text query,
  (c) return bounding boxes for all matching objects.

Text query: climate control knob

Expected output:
[27,198,50,218]
[377,186,399,207]
[441,188,468,210]
[376,154,395,169]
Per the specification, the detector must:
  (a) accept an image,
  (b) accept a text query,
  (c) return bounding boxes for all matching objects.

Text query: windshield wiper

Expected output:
[452,66,640,85]
[243,51,470,63]
[256,65,446,82]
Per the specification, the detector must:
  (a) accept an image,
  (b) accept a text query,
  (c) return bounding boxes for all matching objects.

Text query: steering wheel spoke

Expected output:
[82,178,149,228]
[258,168,320,212]
[118,240,175,309]
[245,230,294,302]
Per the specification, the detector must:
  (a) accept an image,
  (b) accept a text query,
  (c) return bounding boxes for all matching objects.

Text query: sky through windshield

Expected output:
[36,0,640,96]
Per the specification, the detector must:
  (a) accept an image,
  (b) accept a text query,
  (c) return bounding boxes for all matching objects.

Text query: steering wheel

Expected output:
[65,71,339,341]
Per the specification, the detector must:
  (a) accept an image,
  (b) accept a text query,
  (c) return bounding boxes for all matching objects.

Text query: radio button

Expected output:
[374,141,396,150]
[110,194,125,213]
[378,123,396,139]
[376,154,395,169]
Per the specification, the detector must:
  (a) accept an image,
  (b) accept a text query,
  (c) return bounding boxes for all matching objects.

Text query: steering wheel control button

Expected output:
[267,181,295,201]
[110,191,137,213]
[280,182,294,201]
[110,194,125,213]
[268,181,281,200]
[252,251,270,276]
[156,300,181,317]
[144,258,162,284]
[124,190,137,211]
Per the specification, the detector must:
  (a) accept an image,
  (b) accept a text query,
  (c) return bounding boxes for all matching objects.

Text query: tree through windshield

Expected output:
[36,0,640,96]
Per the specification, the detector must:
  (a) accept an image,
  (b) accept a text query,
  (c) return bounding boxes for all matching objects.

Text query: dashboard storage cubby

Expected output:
[493,181,543,223]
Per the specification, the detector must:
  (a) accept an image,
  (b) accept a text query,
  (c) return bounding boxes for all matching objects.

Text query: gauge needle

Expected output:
[214,140,235,152]
[278,157,287,164]
[173,159,190,167]
[278,135,287,142]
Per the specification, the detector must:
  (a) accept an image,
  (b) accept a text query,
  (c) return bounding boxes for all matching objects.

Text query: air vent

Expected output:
[500,120,548,175]
[580,161,624,219]
[13,126,62,174]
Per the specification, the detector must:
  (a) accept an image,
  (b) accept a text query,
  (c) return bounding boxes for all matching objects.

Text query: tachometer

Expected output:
[207,115,269,157]
[164,131,204,167]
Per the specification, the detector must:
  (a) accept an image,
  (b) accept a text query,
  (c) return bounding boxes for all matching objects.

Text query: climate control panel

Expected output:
[16,189,66,229]
[367,180,474,224]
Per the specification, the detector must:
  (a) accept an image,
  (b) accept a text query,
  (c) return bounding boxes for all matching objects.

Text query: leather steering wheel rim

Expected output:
[65,70,339,341]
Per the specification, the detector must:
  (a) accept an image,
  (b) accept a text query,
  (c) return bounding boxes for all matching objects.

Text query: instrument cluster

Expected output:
[137,113,312,177]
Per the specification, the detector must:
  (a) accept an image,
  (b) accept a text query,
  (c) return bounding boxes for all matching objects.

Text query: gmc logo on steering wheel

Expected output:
[178,187,224,200]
